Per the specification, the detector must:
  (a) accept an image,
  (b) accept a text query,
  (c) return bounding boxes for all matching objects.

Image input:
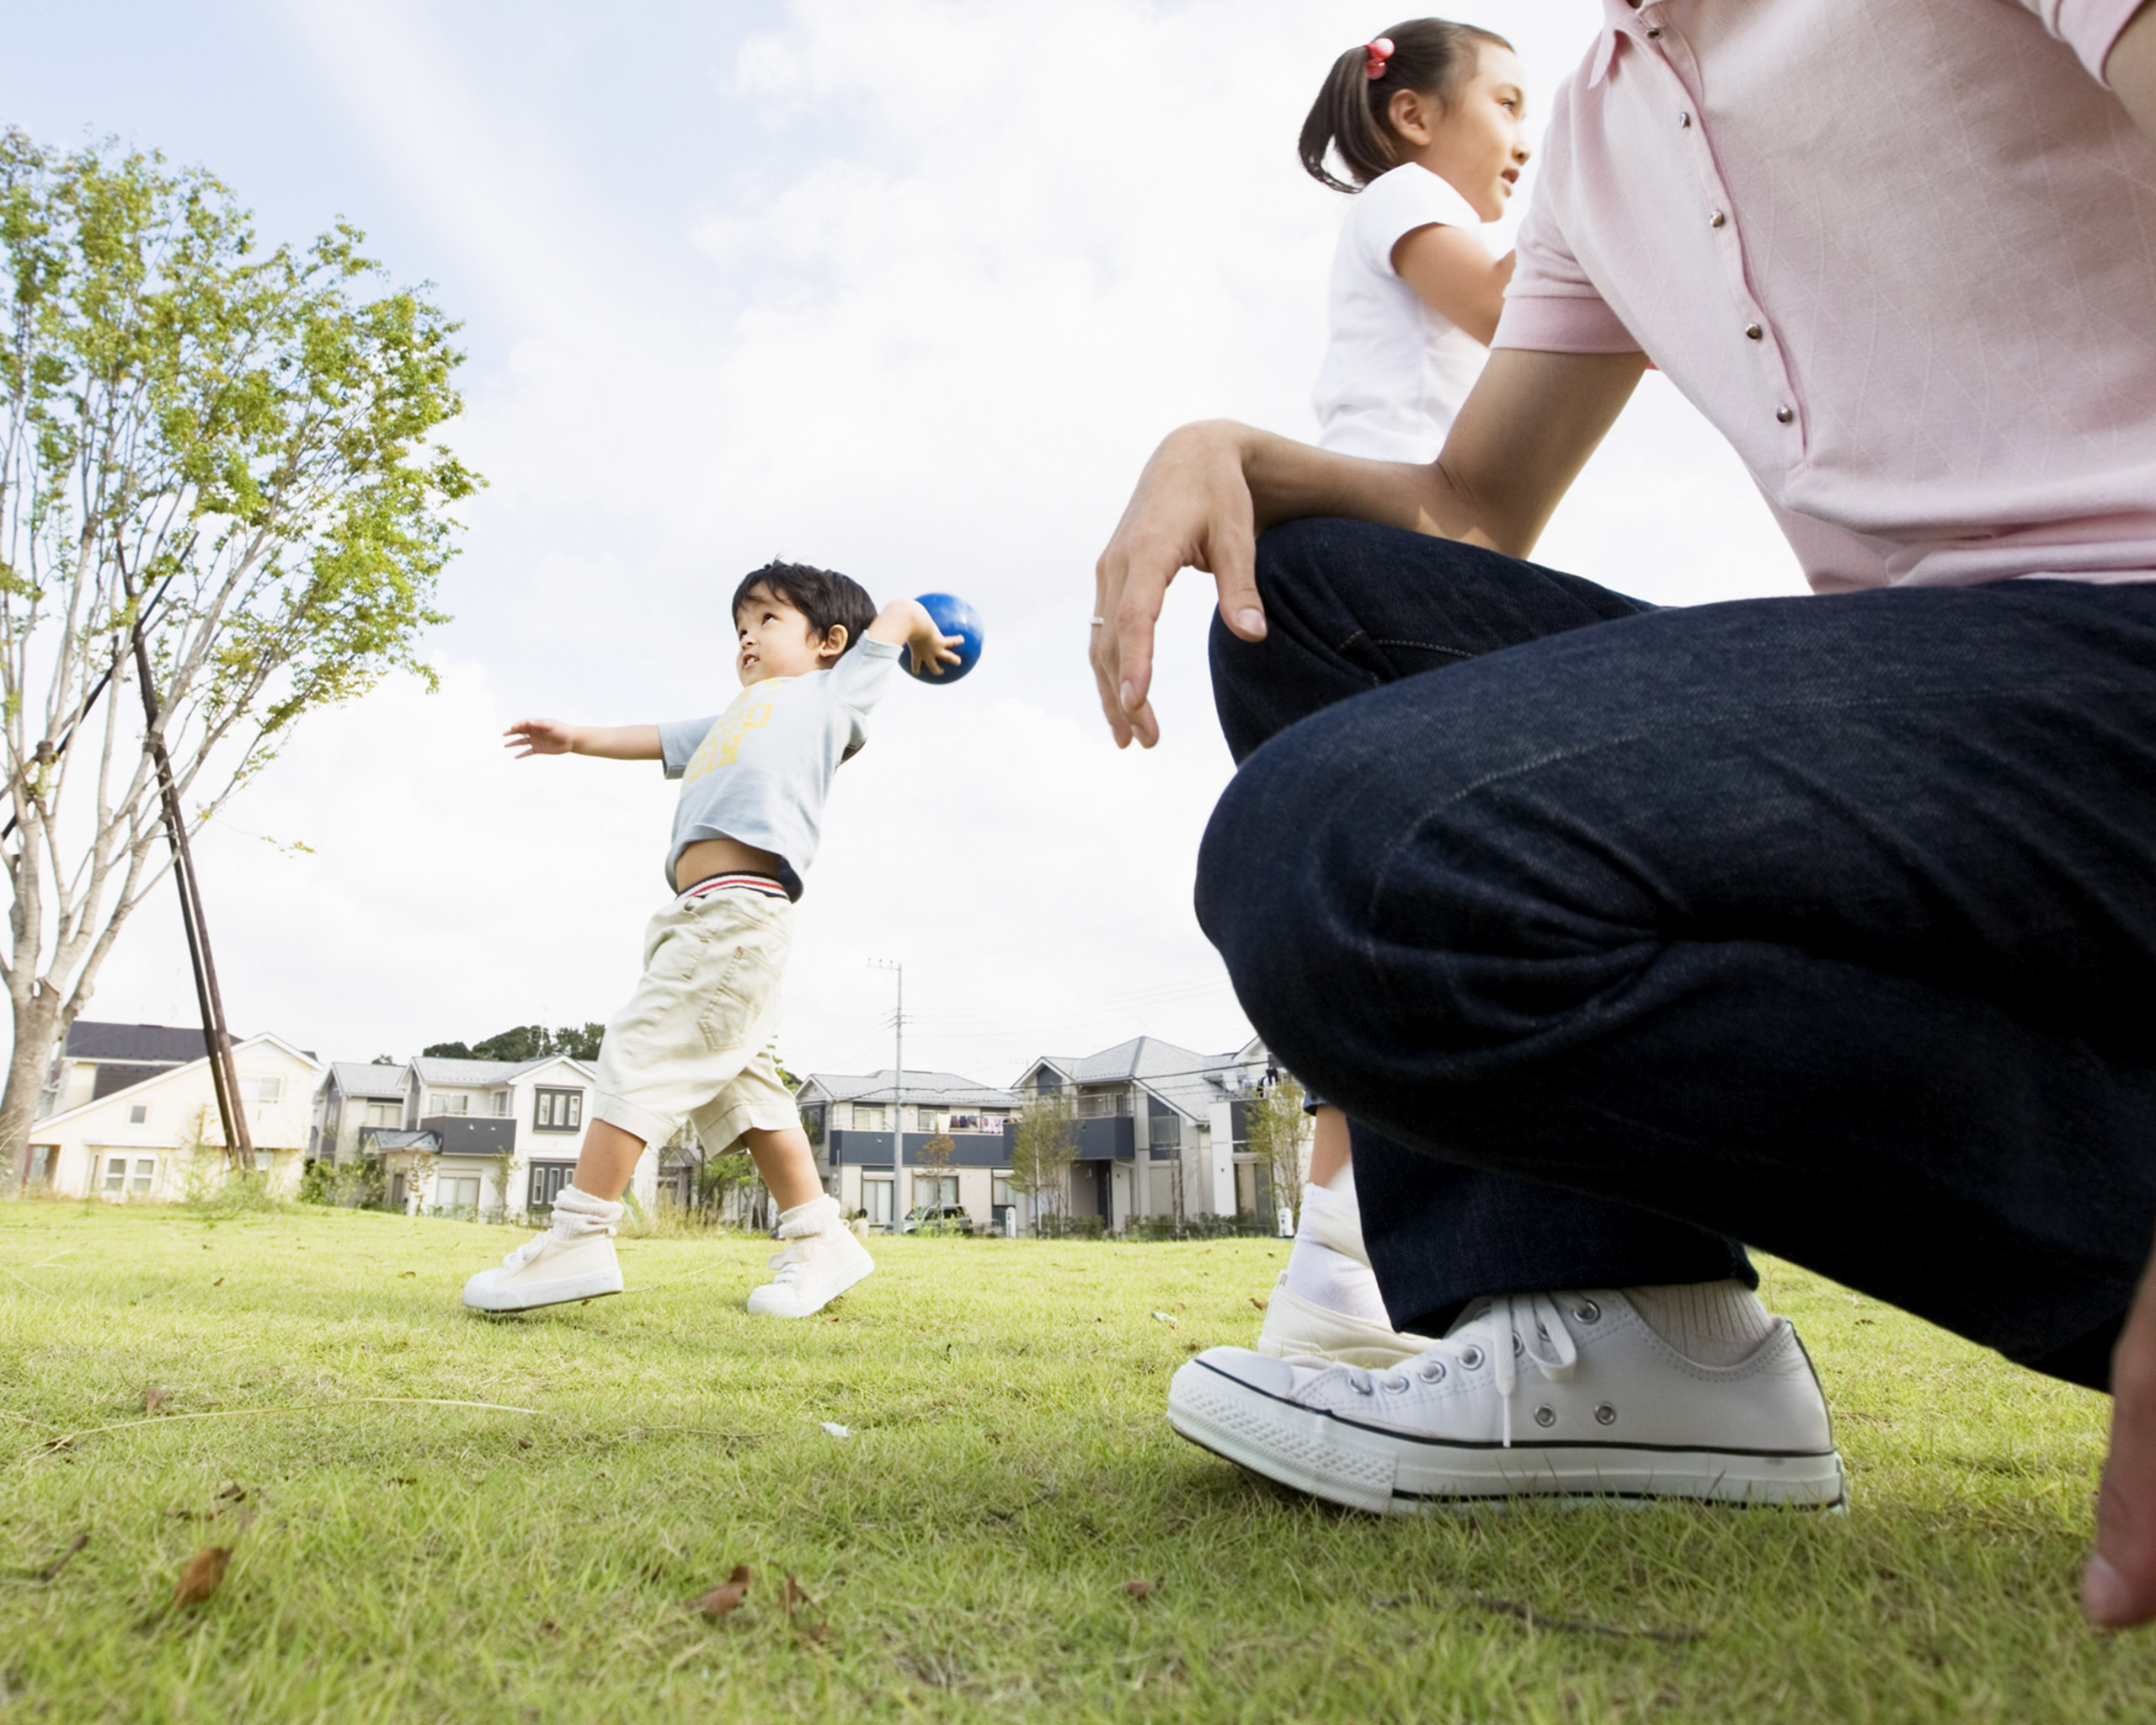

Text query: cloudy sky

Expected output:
[2,0,1801,1091]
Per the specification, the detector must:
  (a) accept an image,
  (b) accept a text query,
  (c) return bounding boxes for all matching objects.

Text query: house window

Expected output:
[107,1156,156,1198]
[24,1146,54,1188]
[864,1178,893,1226]
[529,1162,575,1210]
[1149,1113,1180,1149]
[437,1175,480,1214]
[991,1175,1011,1208]
[429,1092,470,1115]
[128,1103,148,1125]
[491,1091,510,1117]
[238,1075,283,1104]
[534,1088,584,1131]
[365,1100,401,1129]
[853,1105,886,1131]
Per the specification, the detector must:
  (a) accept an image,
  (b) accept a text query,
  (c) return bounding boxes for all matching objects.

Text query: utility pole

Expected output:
[869,959,903,1231]
[120,563,252,1170]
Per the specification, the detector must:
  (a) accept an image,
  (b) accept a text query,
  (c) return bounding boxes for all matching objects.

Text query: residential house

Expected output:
[359,1054,630,1222]
[795,1069,1017,1231]
[312,1062,411,1164]
[24,1028,325,1200]
[1011,1035,1274,1232]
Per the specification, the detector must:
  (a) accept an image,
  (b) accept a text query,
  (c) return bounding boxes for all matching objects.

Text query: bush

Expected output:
[182,1166,284,1215]
[299,1158,385,1210]
[1127,1214,1282,1242]
[1032,1213,1107,1240]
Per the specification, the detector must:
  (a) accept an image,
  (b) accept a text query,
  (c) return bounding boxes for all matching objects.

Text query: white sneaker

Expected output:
[745,1224,874,1318]
[1171,1288,1845,1512]
[462,1227,624,1312]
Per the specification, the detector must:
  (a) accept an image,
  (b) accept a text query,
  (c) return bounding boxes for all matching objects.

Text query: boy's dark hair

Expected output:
[1299,18,1513,195]
[731,560,878,657]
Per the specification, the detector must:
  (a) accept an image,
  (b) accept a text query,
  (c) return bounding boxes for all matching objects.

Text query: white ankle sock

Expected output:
[1278,1178,1390,1325]
[776,1194,841,1240]
[549,1185,623,1239]
[1621,1280,1775,1366]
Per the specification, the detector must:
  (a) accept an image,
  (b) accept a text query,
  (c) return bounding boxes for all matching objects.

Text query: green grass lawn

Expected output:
[0,1202,2150,1723]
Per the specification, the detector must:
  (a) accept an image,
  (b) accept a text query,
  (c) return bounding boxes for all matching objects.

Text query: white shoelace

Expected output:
[1342,1290,1582,1447]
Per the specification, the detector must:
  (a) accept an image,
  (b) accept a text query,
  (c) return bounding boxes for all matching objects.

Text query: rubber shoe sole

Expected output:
[1167,1351,1848,1513]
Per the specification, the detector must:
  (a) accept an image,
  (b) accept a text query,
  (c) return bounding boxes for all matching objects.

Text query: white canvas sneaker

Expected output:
[745,1224,875,1318]
[1171,1289,1845,1512]
[1256,1256,1439,1367]
[462,1228,624,1312]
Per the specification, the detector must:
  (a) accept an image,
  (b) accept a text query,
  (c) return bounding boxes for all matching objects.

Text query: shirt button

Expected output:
[1709,210,1726,228]
[1744,323,1763,340]
[1678,111,1691,128]
[1775,406,1795,424]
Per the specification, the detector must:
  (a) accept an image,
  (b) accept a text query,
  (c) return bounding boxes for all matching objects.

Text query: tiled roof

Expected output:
[330,1061,408,1099]
[1024,1036,1262,1122]
[800,1068,1016,1108]
[62,1021,223,1065]
[408,1055,591,1087]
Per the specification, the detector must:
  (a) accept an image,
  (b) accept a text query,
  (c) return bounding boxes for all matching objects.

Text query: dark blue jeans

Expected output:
[1201,518,2156,1391]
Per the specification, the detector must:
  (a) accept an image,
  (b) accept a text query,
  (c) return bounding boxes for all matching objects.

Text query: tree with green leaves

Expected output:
[421,1023,606,1064]
[1244,1072,1311,1231]
[0,131,476,1178]
[1008,1083,1077,1231]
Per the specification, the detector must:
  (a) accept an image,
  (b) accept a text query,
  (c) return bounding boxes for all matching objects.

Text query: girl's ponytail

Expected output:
[1299,17,1513,194]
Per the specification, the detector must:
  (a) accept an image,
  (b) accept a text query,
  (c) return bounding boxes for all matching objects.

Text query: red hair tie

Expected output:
[1364,36,1396,79]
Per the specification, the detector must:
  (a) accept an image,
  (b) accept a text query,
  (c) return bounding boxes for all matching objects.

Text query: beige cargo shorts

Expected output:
[591,882,799,1151]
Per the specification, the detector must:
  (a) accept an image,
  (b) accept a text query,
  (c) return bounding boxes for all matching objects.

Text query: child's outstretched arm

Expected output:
[1391,226,1516,346]
[503,718,663,760]
[866,599,963,677]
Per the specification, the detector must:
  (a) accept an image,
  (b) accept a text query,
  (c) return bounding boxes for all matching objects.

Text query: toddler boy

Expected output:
[461,561,958,1317]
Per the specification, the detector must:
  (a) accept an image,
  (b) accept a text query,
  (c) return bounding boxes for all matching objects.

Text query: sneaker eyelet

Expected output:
[1418,1362,1446,1384]
[1573,1299,1601,1324]
[1350,1376,1375,1397]
[1534,1406,1556,1428]
[1382,1375,1410,1394]
[1459,1345,1484,1370]
[1595,1403,1617,1426]
[1511,1331,1524,1356]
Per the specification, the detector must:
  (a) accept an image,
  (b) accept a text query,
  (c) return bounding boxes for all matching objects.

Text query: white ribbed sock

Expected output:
[776,1194,842,1239]
[1278,1178,1390,1324]
[1621,1280,1775,1366]
[549,1185,623,1239]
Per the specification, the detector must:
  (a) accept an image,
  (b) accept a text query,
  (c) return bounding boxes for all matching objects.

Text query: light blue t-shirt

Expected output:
[656,638,900,900]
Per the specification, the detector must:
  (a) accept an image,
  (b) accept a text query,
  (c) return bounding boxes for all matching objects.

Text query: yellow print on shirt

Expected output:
[683,683,782,783]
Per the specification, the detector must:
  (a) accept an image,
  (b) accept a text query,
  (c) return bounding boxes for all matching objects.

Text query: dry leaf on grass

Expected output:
[211,1277,224,1286]
[1250,1295,1267,1311]
[1121,1579,1155,1598]
[215,1483,247,1503]
[143,1387,168,1414]
[172,1546,230,1610]
[692,1564,753,1619]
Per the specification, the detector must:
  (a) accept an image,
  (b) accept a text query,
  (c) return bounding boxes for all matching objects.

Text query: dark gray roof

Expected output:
[62,1021,226,1065]
[361,1127,439,1151]
[1023,1036,1261,1122]
[798,1068,1014,1108]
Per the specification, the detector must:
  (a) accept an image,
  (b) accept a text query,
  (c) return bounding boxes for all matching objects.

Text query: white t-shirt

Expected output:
[1312,163,1491,464]
[655,638,900,900]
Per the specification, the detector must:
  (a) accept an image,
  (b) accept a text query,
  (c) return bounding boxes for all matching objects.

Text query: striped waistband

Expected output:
[679,873,789,902]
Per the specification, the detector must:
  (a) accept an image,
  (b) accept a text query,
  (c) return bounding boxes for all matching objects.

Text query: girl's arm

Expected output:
[504,719,663,761]
[1390,225,1517,345]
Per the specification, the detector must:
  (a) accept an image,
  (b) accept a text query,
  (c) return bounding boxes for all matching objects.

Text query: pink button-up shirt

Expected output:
[1492,0,2156,592]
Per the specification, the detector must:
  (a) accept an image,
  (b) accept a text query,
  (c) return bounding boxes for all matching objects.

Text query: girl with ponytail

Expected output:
[1303,19,1529,463]
[1248,20,1531,1368]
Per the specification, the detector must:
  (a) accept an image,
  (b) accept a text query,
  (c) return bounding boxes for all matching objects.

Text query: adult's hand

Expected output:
[1091,420,1266,750]
[2087,1229,2156,1626]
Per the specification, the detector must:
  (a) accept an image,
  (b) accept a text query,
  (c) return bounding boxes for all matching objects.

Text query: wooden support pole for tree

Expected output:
[125,610,253,1172]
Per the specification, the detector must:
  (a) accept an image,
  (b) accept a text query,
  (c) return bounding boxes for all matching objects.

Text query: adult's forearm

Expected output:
[2111,2,2156,144]
[1235,427,1476,542]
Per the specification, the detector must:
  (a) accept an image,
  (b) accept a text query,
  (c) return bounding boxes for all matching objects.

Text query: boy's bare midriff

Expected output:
[675,834,787,893]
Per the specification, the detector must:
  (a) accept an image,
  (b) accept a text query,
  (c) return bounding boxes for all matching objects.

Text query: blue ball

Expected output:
[909,591,985,683]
